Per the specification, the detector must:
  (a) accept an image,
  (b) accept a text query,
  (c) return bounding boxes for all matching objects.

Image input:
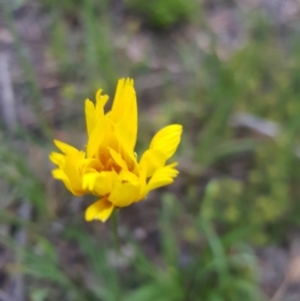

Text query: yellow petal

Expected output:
[86,114,111,158]
[83,171,112,196]
[119,169,139,184]
[139,149,165,178]
[118,144,139,174]
[85,99,96,137]
[136,165,147,201]
[94,172,113,196]
[149,124,182,160]
[49,152,65,166]
[54,139,80,155]
[85,90,109,138]
[52,169,83,196]
[79,158,102,174]
[85,198,114,222]
[146,163,179,194]
[52,168,68,181]
[95,89,109,116]
[52,145,85,195]
[109,172,140,207]
[82,173,97,190]
[108,148,128,170]
[112,78,138,152]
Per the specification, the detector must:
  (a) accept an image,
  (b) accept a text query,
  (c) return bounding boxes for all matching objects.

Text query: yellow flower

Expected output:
[50,78,182,222]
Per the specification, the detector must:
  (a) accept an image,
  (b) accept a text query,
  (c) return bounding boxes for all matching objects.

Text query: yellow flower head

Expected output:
[50,78,182,222]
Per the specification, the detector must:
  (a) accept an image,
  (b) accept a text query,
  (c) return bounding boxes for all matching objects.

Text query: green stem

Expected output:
[111,209,120,253]
[111,209,121,299]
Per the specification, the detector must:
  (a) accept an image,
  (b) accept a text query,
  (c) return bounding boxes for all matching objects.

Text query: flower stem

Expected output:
[111,209,120,253]
[111,209,121,298]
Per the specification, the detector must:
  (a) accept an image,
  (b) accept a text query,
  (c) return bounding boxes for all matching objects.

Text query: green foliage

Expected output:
[126,0,198,30]
[202,178,244,225]
[2,1,300,300]
[161,20,300,245]
[42,0,109,15]
[124,194,265,301]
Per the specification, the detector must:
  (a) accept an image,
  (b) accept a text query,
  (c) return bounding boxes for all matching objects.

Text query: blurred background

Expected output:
[1,0,300,300]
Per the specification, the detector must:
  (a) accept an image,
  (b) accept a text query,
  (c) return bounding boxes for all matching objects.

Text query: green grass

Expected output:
[2,0,300,300]
[125,0,199,30]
